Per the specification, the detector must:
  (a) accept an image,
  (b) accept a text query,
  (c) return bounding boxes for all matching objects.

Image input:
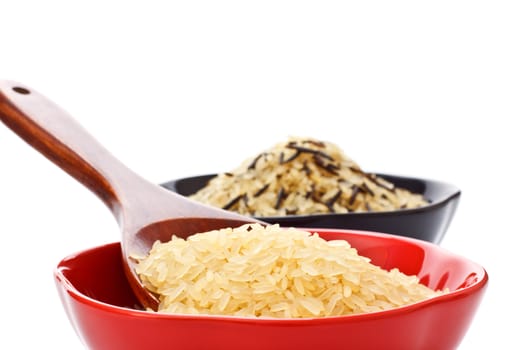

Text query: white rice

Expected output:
[135,224,444,318]
[189,137,428,217]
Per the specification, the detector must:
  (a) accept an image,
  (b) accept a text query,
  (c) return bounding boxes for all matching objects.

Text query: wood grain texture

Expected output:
[0,80,257,310]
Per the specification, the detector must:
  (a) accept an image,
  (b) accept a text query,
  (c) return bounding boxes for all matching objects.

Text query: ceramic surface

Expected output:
[55,229,486,350]
[162,173,461,243]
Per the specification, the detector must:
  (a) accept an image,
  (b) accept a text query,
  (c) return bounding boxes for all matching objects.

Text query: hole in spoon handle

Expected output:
[12,86,31,95]
[0,80,123,213]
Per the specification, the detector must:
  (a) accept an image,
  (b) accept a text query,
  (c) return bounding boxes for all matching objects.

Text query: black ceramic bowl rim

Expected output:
[162,173,461,244]
[161,172,461,220]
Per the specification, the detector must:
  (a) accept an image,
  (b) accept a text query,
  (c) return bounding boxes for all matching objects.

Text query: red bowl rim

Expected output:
[55,228,488,325]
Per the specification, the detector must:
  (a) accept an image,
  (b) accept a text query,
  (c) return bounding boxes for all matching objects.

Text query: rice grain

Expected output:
[136,224,444,318]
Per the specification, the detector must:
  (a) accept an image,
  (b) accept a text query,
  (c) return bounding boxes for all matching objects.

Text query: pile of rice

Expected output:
[189,137,428,216]
[135,224,444,318]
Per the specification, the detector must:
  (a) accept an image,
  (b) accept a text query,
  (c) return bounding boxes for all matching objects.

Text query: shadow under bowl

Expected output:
[55,229,486,350]
[161,173,461,244]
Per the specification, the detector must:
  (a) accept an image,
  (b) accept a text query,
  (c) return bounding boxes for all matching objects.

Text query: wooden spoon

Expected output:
[0,80,260,311]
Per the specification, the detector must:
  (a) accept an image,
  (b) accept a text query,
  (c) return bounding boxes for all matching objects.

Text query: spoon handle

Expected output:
[0,80,220,229]
[0,80,253,230]
[0,81,124,210]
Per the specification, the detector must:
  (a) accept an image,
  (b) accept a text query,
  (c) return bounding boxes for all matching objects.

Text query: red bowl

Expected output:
[55,229,487,350]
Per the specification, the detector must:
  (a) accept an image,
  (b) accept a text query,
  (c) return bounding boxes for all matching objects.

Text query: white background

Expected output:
[0,1,517,348]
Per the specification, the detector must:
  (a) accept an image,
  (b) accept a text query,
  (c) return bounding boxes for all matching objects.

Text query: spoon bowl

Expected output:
[0,80,258,310]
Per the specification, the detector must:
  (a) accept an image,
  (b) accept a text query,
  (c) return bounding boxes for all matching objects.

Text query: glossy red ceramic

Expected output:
[55,229,487,350]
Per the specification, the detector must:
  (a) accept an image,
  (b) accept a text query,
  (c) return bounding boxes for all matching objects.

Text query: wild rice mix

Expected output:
[136,224,444,318]
[189,137,428,216]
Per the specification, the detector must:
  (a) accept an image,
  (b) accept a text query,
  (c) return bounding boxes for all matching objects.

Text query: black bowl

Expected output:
[161,173,461,244]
